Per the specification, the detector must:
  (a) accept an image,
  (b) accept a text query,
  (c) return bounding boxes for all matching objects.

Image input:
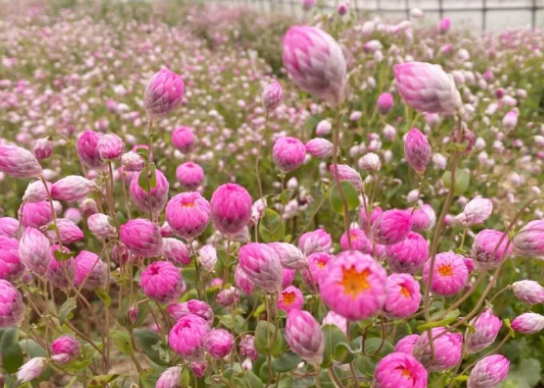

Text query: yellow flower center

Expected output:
[317,260,326,269]
[399,368,413,379]
[181,201,195,208]
[337,266,371,298]
[282,291,296,306]
[400,286,411,298]
[438,264,454,277]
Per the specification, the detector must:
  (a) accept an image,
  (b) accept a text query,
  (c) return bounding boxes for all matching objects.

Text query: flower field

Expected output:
[1,0,544,387]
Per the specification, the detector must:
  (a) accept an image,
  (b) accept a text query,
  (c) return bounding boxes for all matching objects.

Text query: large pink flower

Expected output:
[165,192,211,240]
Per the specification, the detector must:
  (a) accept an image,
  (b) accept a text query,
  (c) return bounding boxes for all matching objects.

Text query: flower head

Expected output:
[285,309,324,365]
[423,252,468,296]
[144,68,184,120]
[373,352,428,388]
[141,261,185,304]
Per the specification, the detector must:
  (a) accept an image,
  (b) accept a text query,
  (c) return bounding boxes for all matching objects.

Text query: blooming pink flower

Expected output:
[129,168,169,216]
[340,229,372,252]
[87,213,116,239]
[171,126,195,153]
[394,334,420,354]
[384,274,421,318]
[465,308,502,354]
[144,68,184,120]
[204,328,234,358]
[423,252,468,296]
[163,238,190,265]
[278,286,304,312]
[74,251,107,290]
[320,250,387,320]
[386,231,429,274]
[76,130,105,169]
[19,227,50,276]
[167,299,214,324]
[359,206,383,230]
[17,357,47,383]
[141,261,185,304]
[33,138,53,161]
[285,309,324,365]
[413,327,463,371]
[404,128,431,174]
[262,81,283,112]
[305,138,333,159]
[371,209,413,245]
[269,242,306,270]
[176,162,204,189]
[0,145,42,178]
[0,279,24,327]
[456,198,493,225]
[439,17,451,33]
[512,280,544,304]
[302,252,333,288]
[394,62,462,114]
[410,204,436,232]
[513,220,544,257]
[238,243,282,292]
[97,133,124,160]
[282,26,346,105]
[377,92,394,115]
[240,335,258,361]
[51,335,81,364]
[45,218,84,244]
[20,201,53,228]
[156,366,182,388]
[468,355,510,388]
[46,245,75,289]
[329,164,363,191]
[51,176,97,202]
[298,228,332,256]
[373,352,428,388]
[272,137,306,173]
[471,229,512,270]
[0,217,19,238]
[168,314,210,361]
[511,312,544,334]
[0,236,23,282]
[210,183,252,236]
[165,192,211,239]
[235,265,254,295]
[119,219,163,258]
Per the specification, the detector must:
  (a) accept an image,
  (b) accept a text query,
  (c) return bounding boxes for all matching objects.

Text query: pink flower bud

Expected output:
[0,145,42,178]
[97,133,124,160]
[87,213,116,239]
[404,128,431,174]
[394,334,420,354]
[456,198,493,225]
[513,220,544,257]
[129,169,169,216]
[144,68,184,120]
[394,62,462,114]
[285,309,324,365]
[163,238,190,265]
[439,17,451,33]
[468,355,509,388]
[282,26,347,106]
[240,335,258,360]
[359,152,381,172]
[337,2,348,15]
[19,227,50,276]
[156,366,182,388]
[166,192,211,239]
[0,279,24,327]
[46,245,75,289]
[306,138,333,159]
[17,357,47,383]
[171,126,195,153]
[76,130,105,169]
[0,217,19,238]
[329,164,363,191]
[465,308,502,354]
[371,209,413,245]
[384,273,421,319]
[20,201,53,228]
[198,245,217,272]
[168,314,210,361]
[191,362,206,378]
[386,231,429,274]
[278,285,304,312]
[298,229,332,256]
[121,152,145,172]
[51,176,97,202]
[239,243,282,293]
[502,110,518,132]
[373,352,428,388]
[339,229,372,252]
[216,286,239,307]
[23,180,50,203]
[210,184,252,236]
[33,138,53,161]
[119,219,163,258]
[272,137,306,173]
[51,335,80,364]
[423,252,468,296]
[45,218,84,245]
[235,265,254,295]
[167,300,214,324]
[141,261,185,304]
[411,204,436,232]
[204,328,234,358]
[323,311,347,334]
[471,229,512,270]
[511,312,544,334]
[0,237,23,282]
[413,327,463,371]
[377,92,394,115]
[269,243,306,270]
[512,280,544,304]
[262,81,283,112]
[320,250,387,320]
[316,120,332,136]
[74,251,107,290]
[176,162,204,189]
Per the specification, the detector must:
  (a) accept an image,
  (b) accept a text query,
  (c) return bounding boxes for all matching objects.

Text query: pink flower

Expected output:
[456,198,493,225]
[97,133,124,160]
[76,130,105,169]
[129,169,169,216]
[0,217,19,238]
[285,309,324,365]
[471,229,512,270]
[371,209,413,245]
[322,311,348,334]
[46,245,75,289]
[465,308,502,354]
[17,357,47,383]
[439,17,451,33]
[511,312,544,334]
[191,362,206,378]
[340,229,372,252]
[386,231,429,274]
[19,227,50,276]
[204,329,234,358]
[316,120,332,136]
[23,180,50,203]
[216,287,239,307]
[298,228,332,256]
[513,220,544,257]
[45,218,84,244]
[272,137,306,173]
[156,366,182,388]
[423,252,468,296]
[278,286,304,312]
[119,219,163,258]
[141,261,185,304]
[168,314,210,361]
[384,274,421,318]
[302,252,333,288]
[468,355,510,388]
[394,62,462,114]
[0,279,24,327]
[20,201,53,228]
[33,138,53,161]
[239,243,282,292]
[282,26,346,106]
[262,81,283,112]
[240,335,258,360]
[0,145,42,178]
[0,237,23,282]
[269,243,306,270]
[320,250,387,320]
[163,238,191,265]
[121,152,145,172]
[51,335,80,364]
[377,92,394,115]
[360,206,383,230]
[51,176,97,202]
[167,300,214,324]
[305,138,333,159]
[329,164,363,191]
[87,213,116,239]
[282,268,296,289]
[176,162,204,189]
[502,110,518,132]
[235,265,254,295]
[171,126,195,153]
[373,352,428,388]
[512,280,544,304]
[404,128,431,174]
[411,204,436,232]
[394,334,420,354]
[144,68,184,120]
[413,327,463,371]
[165,192,211,239]
[74,251,107,290]
[210,183,252,236]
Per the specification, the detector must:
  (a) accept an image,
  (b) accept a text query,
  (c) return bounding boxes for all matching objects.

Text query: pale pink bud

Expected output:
[0,217,19,238]
[329,164,363,191]
[19,227,50,276]
[235,265,254,295]
[239,243,282,292]
[204,328,234,358]
[33,138,53,161]
[198,245,217,272]
[465,309,502,354]
[502,110,518,131]
[359,152,381,172]
[512,312,544,334]
[74,251,107,290]
[0,279,25,327]
[298,228,332,256]
[285,309,324,365]
[45,218,84,244]
[23,180,50,203]
[273,137,306,173]
[316,120,332,136]
[456,198,493,225]
[513,220,544,257]
[216,286,240,307]
[0,145,42,178]
[51,176,97,202]
[269,242,307,270]
[306,138,333,159]
[262,81,283,112]
[471,229,512,270]
[322,311,348,334]
[413,327,462,371]
[51,335,80,364]
[163,238,190,265]
[512,280,544,304]
[439,17,451,33]
[468,355,509,388]
[156,366,182,388]
[404,128,431,174]
[129,169,169,216]
[87,213,116,239]
[76,130,105,169]
[17,357,47,383]
[144,68,184,120]
[121,151,145,172]
[171,126,195,153]
[377,92,394,115]
[97,133,124,160]
[119,219,163,258]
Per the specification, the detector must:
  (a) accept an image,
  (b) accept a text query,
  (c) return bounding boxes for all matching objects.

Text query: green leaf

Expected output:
[149,163,157,189]
[111,330,133,355]
[334,337,362,364]
[259,209,286,243]
[19,339,47,358]
[363,338,394,357]
[88,374,119,387]
[137,164,156,192]
[255,320,283,357]
[54,249,75,262]
[502,358,541,388]
[442,168,470,195]
[272,351,301,373]
[133,329,169,366]
[321,324,347,368]
[417,309,460,331]
[115,211,126,225]
[330,181,359,214]
[243,371,264,388]
[0,327,24,374]
[503,318,516,338]
[59,297,77,325]
[135,148,149,161]
[95,288,112,307]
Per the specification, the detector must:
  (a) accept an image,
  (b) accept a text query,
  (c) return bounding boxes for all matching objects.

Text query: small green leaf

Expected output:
[255,320,283,357]
[334,337,362,364]
[363,338,394,357]
[115,211,126,225]
[135,148,149,161]
[111,330,133,355]
[95,288,112,307]
[88,374,119,387]
[321,324,347,368]
[0,327,24,374]
[442,169,470,195]
[330,181,359,214]
[417,309,460,331]
[59,298,77,325]
[54,249,75,262]
[259,209,286,243]
[272,351,301,372]
[134,329,169,366]
[504,318,516,338]
[149,163,157,189]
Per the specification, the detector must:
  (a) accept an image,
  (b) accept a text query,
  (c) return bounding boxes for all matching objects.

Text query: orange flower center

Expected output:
[181,201,195,208]
[337,266,371,298]
[317,260,326,269]
[399,368,413,379]
[282,291,296,306]
[350,232,358,240]
[400,286,411,298]
[438,264,453,277]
